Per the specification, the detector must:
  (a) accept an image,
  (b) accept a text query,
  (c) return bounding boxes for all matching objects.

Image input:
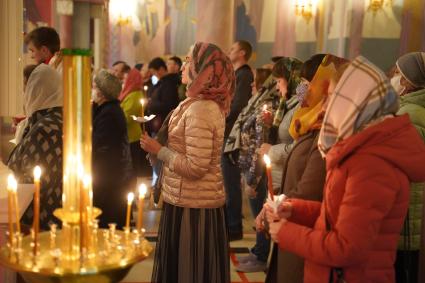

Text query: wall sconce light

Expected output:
[294,0,318,23]
[109,0,136,26]
[368,0,392,14]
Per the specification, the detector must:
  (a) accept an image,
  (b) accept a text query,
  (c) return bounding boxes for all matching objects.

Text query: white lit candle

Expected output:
[137,184,147,231]
[263,155,274,201]
[33,166,41,255]
[126,192,134,231]
[7,174,15,246]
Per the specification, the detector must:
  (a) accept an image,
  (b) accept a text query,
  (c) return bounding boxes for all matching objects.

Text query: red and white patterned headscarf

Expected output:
[185,42,235,116]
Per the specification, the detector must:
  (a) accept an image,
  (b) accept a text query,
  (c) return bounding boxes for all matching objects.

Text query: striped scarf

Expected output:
[318,56,399,156]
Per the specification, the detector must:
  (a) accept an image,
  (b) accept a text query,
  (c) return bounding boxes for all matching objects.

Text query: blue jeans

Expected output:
[221,153,243,233]
[249,174,270,263]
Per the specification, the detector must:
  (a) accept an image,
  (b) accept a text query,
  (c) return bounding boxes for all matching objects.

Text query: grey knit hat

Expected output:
[396,52,425,88]
[94,69,122,100]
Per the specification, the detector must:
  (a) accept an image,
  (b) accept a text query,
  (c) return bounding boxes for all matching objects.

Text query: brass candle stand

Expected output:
[0,49,152,282]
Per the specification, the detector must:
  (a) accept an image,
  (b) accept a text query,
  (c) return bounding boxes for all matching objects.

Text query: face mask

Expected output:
[295,80,310,103]
[390,74,405,95]
[91,89,101,104]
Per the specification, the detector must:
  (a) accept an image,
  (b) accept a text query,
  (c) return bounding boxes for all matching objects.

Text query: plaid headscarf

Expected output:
[289,55,350,140]
[186,42,235,115]
[318,56,399,156]
[272,57,303,127]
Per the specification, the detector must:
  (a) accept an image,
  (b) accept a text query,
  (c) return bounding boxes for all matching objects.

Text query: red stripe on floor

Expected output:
[230,252,251,283]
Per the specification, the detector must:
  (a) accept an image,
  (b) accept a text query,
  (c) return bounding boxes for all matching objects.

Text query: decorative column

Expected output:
[272,0,296,57]
[399,0,425,55]
[195,0,235,51]
[0,0,24,116]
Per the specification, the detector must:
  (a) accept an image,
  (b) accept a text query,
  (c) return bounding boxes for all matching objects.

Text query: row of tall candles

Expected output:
[6,166,149,255]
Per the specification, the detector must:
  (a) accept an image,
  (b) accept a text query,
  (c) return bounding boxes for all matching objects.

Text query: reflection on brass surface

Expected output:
[53,207,102,224]
[0,230,152,283]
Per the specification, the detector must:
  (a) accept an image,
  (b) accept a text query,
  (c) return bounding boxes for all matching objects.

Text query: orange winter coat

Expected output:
[277,115,425,283]
[161,98,226,208]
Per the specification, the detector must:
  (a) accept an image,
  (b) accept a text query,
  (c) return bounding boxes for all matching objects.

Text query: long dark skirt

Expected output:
[151,202,230,283]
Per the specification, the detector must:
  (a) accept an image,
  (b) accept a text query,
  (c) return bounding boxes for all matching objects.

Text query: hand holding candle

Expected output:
[263,155,274,201]
[126,192,135,231]
[137,184,147,231]
[33,166,41,255]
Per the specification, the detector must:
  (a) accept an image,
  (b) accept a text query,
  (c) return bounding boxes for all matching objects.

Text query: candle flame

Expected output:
[33,166,42,181]
[7,174,17,192]
[127,192,135,204]
[263,104,267,111]
[143,86,148,91]
[140,99,145,106]
[138,184,147,199]
[83,174,91,189]
[263,154,271,167]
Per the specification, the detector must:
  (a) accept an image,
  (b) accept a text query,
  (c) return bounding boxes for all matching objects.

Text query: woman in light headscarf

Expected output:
[140,42,235,283]
[8,64,63,230]
[261,54,349,283]
[265,56,425,283]
[119,68,145,178]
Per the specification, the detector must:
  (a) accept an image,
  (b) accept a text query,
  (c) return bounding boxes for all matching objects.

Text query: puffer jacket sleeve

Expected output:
[163,102,221,179]
[277,154,407,267]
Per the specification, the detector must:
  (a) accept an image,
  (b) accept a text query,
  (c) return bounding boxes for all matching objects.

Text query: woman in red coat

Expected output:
[265,56,425,283]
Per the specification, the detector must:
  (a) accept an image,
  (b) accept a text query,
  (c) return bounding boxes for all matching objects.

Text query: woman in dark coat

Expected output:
[92,70,134,229]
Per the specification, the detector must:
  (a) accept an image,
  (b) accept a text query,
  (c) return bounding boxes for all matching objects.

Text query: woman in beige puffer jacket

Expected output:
[141,42,235,283]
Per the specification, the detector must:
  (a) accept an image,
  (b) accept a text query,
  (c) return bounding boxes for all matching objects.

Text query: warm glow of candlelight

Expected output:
[140,99,145,107]
[138,184,147,199]
[127,192,135,204]
[263,154,271,168]
[263,104,267,111]
[83,174,91,189]
[263,155,274,201]
[33,166,42,256]
[7,174,16,190]
[9,176,20,234]
[143,85,148,91]
[33,166,41,181]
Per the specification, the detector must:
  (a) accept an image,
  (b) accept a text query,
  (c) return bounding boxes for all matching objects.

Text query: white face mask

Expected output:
[390,74,406,95]
[91,89,102,104]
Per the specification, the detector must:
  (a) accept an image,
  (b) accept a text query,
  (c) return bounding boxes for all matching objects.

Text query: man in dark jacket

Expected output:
[223,40,254,240]
[92,70,134,229]
[146,57,181,134]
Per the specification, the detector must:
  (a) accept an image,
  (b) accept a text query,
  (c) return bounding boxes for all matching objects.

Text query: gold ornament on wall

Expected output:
[294,0,318,23]
[368,0,393,14]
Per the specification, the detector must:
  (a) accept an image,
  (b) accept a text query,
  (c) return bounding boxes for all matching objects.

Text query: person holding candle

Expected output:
[91,69,134,229]
[118,68,147,178]
[141,42,235,283]
[260,55,350,283]
[265,56,425,283]
[234,57,303,273]
[7,64,63,231]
